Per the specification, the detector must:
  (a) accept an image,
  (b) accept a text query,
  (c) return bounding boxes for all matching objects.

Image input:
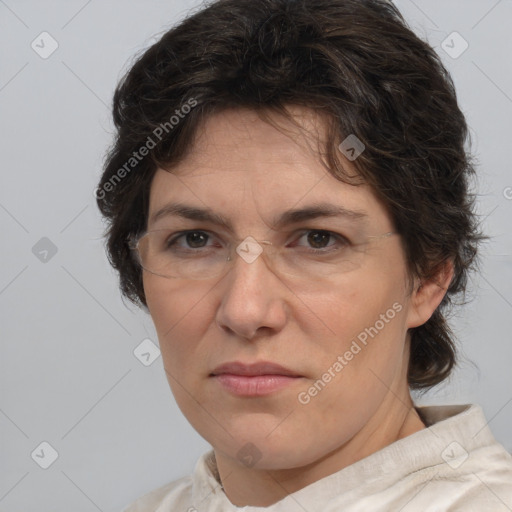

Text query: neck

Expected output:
[214,392,426,507]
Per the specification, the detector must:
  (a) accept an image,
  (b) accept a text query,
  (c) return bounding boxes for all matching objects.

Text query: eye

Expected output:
[166,230,218,250]
[291,229,350,252]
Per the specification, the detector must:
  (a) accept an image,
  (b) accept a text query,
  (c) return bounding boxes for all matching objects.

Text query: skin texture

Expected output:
[142,106,454,507]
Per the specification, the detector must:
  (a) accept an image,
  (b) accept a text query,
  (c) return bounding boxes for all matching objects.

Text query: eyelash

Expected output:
[165,229,351,253]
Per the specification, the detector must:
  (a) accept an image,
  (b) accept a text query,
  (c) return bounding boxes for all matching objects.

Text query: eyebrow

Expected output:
[149,202,368,230]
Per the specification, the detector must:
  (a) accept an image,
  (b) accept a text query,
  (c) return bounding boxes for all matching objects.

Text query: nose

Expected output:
[215,244,288,340]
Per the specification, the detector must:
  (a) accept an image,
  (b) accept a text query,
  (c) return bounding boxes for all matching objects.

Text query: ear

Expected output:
[406,259,454,329]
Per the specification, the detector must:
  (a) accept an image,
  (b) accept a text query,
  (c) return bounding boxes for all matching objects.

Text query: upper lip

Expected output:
[211,361,301,377]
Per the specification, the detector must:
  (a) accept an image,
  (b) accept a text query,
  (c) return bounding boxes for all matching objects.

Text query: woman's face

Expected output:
[142,106,427,471]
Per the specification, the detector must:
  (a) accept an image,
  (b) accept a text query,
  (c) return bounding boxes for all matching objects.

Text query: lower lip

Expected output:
[213,374,301,396]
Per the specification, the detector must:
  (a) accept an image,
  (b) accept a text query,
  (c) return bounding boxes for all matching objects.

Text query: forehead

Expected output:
[148,107,392,230]
[189,105,325,162]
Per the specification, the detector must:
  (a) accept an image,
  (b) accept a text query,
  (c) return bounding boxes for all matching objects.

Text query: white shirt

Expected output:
[123,404,512,511]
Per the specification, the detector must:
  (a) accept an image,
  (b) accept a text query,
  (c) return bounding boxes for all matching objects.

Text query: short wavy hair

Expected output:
[96,0,485,390]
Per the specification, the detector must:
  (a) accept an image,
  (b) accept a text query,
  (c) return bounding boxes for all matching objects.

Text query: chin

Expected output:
[207,420,321,470]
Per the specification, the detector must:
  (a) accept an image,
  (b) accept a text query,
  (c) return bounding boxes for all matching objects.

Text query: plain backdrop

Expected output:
[1,1,511,510]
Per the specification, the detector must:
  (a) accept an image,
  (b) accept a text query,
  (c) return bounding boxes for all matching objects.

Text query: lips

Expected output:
[210,361,302,396]
[211,361,301,377]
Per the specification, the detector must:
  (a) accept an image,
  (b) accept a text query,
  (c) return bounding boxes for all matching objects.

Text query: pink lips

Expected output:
[210,361,302,396]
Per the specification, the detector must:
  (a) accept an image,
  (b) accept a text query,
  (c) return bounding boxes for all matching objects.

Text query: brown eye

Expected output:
[164,230,214,251]
[291,229,350,253]
[306,231,332,249]
[185,231,209,248]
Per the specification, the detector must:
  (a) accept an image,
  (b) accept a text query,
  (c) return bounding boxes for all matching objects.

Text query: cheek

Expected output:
[301,272,409,373]
[300,274,390,338]
[144,275,215,371]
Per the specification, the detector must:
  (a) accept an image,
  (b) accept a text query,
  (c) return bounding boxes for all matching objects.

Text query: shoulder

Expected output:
[121,474,193,512]
[339,404,512,511]
[120,450,218,512]
[400,403,512,511]
[427,443,512,510]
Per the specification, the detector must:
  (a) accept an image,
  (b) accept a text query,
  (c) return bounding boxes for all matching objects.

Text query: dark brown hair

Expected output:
[96,0,485,389]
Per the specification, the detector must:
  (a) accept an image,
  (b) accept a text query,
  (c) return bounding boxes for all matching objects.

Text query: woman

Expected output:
[96,0,512,510]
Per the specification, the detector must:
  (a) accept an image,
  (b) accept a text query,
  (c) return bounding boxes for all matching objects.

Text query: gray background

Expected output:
[1,1,511,511]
